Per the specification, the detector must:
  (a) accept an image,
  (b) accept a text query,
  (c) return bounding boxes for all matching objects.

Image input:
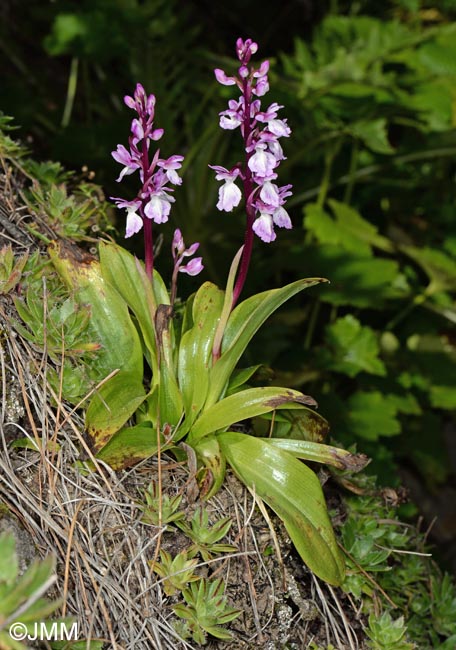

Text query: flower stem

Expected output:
[170,262,180,309]
[143,212,154,279]
[232,77,254,308]
[232,203,254,307]
[140,117,154,280]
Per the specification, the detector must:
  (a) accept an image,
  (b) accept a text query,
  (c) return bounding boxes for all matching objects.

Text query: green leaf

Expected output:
[322,314,386,377]
[303,247,405,307]
[218,432,345,585]
[0,555,56,614]
[99,241,159,373]
[193,435,226,499]
[207,278,326,407]
[430,385,456,410]
[158,355,184,427]
[188,386,317,445]
[263,406,330,442]
[403,245,456,294]
[177,282,224,425]
[49,241,143,378]
[347,391,401,440]
[211,245,243,360]
[265,438,369,472]
[0,532,18,584]
[350,118,395,154]
[304,200,392,257]
[95,424,166,470]
[226,365,262,395]
[85,371,146,451]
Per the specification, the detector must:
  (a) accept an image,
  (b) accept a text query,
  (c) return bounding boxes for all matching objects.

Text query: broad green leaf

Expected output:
[218,432,345,585]
[158,355,184,427]
[265,438,369,471]
[96,424,166,469]
[188,386,317,445]
[388,392,422,415]
[206,278,325,407]
[430,385,456,410]
[85,371,146,451]
[178,282,224,424]
[417,32,456,76]
[321,314,386,377]
[226,365,262,395]
[48,241,143,378]
[98,241,158,371]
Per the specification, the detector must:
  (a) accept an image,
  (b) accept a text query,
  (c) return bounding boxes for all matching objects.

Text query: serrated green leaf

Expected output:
[322,314,386,377]
[347,391,401,440]
[304,200,392,256]
[350,118,395,154]
[218,432,345,585]
[303,247,404,307]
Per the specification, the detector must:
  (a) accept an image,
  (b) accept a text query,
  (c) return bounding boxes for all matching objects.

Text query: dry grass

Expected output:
[0,159,368,649]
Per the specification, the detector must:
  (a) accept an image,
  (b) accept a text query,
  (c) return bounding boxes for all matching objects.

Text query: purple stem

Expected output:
[140,122,154,280]
[232,77,254,308]
[142,213,154,279]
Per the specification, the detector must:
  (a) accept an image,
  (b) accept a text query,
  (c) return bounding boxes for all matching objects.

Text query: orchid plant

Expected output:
[50,38,368,587]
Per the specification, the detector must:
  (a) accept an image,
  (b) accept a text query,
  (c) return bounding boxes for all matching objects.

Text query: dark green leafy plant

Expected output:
[176,506,236,561]
[339,485,456,648]
[366,613,414,650]
[0,247,28,295]
[151,550,200,597]
[172,577,241,645]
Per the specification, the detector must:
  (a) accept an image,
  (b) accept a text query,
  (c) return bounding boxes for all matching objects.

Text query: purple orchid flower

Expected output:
[211,38,293,304]
[110,83,184,277]
[170,228,204,305]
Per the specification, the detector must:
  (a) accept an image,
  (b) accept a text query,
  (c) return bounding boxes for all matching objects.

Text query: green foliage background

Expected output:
[1,0,456,503]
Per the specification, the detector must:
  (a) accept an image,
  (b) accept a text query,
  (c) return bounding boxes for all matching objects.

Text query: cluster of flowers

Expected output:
[111,83,184,238]
[110,39,293,292]
[210,38,293,243]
